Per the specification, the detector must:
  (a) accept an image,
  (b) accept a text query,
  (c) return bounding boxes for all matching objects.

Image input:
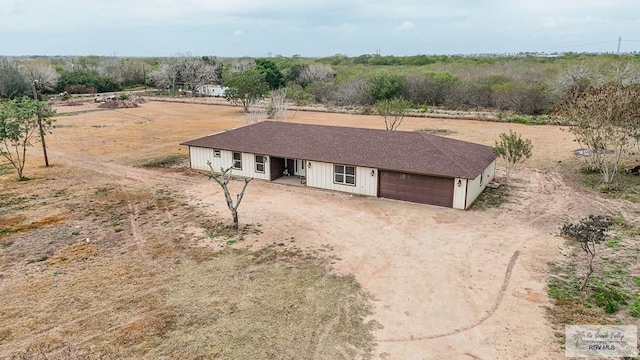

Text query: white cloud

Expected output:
[1,0,640,56]
[396,21,415,31]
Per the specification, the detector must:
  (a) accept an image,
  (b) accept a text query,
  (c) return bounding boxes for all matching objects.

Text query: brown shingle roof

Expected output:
[181,121,496,179]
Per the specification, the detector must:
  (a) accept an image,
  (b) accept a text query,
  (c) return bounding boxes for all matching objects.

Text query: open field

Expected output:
[1,101,639,359]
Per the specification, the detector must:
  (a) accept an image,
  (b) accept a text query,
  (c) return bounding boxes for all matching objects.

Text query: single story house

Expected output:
[181,121,497,209]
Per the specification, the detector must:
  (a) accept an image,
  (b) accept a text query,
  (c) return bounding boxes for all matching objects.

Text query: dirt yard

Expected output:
[1,101,637,359]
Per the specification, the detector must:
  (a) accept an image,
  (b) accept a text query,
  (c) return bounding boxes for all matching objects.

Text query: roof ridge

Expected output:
[421,133,470,178]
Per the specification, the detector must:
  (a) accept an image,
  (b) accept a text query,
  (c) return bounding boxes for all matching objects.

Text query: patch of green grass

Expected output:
[587,278,629,314]
[414,128,456,136]
[468,185,508,210]
[0,163,13,176]
[605,238,621,248]
[140,155,187,168]
[0,227,17,235]
[630,298,640,317]
[498,113,551,125]
[548,276,580,300]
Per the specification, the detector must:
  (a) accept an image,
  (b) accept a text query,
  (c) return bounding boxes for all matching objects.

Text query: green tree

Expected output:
[0,98,55,180]
[555,85,640,183]
[375,98,412,130]
[493,130,533,183]
[22,62,59,167]
[223,69,270,113]
[0,58,30,99]
[561,215,612,291]
[369,73,406,101]
[55,69,120,93]
[255,59,284,90]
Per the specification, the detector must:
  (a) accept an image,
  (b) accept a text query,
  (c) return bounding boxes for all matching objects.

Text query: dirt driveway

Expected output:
[10,100,626,359]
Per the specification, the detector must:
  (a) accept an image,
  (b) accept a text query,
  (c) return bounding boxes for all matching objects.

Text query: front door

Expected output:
[294,159,306,177]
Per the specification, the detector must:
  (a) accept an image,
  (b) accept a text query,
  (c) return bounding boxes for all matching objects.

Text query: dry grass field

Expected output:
[1,100,638,359]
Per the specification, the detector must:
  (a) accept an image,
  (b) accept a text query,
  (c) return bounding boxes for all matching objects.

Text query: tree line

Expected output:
[2,53,640,115]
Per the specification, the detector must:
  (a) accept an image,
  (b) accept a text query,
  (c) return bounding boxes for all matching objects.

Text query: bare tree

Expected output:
[230,59,255,73]
[332,77,372,106]
[21,61,59,97]
[268,89,288,121]
[244,102,266,124]
[21,61,59,167]
[182,57,221,96]
[555,64,599,94]
[375,98,411,130]
[297,64,335,86]
[207,163,252,230]
[151,58,181,95]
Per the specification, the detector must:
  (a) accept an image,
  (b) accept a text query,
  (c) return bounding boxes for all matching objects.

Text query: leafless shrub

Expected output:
[297,64,335,86]
[331,77,372,106]
[268,89,288,121]
[244,102,266,124]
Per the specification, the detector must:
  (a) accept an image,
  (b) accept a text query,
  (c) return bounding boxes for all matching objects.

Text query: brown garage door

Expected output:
[379,171,454,207]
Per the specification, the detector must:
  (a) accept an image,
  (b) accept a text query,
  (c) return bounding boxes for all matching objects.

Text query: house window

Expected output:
[213,149,221,158]
[480,171,484,186]
[334,164,356,186]
[255,155,265,173]
[232,152,242,170]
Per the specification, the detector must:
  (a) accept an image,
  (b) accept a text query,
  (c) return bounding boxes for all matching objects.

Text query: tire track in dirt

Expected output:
[48,150,194,188]
[378,251,520,342]
[127,202,144,245]
[463,353,485,360]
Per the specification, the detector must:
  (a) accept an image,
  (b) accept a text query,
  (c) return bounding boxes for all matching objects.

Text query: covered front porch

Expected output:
[269,157,307,185]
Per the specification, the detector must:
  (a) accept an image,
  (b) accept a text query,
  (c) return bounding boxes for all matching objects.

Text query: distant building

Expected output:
[196,85,228,97]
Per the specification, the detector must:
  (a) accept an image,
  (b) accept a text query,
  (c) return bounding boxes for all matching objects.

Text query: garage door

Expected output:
[379,171,454,207]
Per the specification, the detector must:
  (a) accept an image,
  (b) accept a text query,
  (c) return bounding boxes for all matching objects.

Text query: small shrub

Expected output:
[141,155,187,168]
[598,183,619,194]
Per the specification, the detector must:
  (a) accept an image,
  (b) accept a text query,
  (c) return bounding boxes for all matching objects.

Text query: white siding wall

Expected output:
[306,161,378,197]
[452,179,468,210]
[189,147,219,171]
[188,147,270,180]
[464,159,496,209]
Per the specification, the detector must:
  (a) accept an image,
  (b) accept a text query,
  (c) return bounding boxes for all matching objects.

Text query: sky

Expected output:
[1,0,640,57]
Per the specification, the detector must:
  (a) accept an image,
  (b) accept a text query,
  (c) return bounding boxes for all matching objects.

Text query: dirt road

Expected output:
[10,100,628,359]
